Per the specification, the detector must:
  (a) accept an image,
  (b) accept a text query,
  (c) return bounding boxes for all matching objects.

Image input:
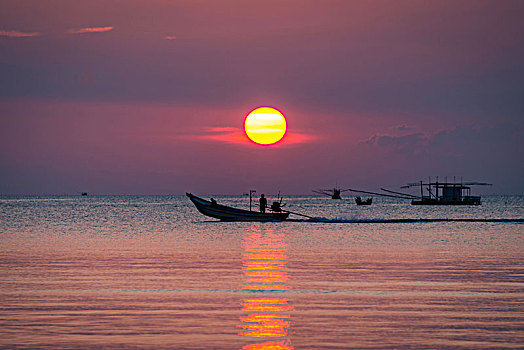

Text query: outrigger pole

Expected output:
[282,209,312,219]
[380,188,419,198]
[348,188,414,200]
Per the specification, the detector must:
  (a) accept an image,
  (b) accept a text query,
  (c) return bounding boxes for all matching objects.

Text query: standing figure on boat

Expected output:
[259,194,267,213]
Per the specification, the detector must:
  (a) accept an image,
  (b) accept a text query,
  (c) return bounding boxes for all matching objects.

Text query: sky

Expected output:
[1,0,523,195]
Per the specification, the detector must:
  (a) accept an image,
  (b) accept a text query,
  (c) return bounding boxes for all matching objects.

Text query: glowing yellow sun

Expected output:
[244,107,287,145]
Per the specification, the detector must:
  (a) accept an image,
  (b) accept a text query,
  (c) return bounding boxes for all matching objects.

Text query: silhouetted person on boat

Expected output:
[210,198,217,206]
[259,194,267,213]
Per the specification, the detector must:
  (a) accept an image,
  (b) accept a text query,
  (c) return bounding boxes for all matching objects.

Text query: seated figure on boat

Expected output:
[271,201,282,212]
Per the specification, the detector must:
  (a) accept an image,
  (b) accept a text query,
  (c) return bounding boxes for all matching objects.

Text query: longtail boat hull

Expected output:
[411,197,481,205]
[186,193,289,221]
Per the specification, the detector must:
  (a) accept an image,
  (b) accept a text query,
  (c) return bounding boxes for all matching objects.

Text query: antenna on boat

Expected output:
[435,176,438,200]
[249,189,256,212]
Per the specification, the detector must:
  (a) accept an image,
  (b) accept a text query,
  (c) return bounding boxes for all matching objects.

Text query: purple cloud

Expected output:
[397,124,414,132]
[362,132,429,154]
[362,124,521,155]
[359,123,522,189]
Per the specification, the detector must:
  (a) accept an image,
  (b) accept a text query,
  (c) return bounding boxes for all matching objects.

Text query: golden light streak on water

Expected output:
[243,261,288,270]
[240,340,294,350]
[238,227,294,349]
[241,299,294,313]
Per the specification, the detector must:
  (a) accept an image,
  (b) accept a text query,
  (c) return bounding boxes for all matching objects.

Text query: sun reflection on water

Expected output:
[238,227,294,350]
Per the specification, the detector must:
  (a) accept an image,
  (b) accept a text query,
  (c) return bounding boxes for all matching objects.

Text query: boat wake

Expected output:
[298,217,524,224]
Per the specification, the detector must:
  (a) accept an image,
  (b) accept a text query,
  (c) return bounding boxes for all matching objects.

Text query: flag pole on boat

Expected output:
[249,189,256,212]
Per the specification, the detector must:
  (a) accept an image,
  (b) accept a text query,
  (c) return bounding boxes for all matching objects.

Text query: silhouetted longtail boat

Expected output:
[186,193,289,221]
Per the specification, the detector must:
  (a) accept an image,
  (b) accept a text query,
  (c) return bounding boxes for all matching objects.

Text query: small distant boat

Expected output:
[81,192,88,196]
[355,196,372,205]
[313,187,351,199]
[186,193,289,221]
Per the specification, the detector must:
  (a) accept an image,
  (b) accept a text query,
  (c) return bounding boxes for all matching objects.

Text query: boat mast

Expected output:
[436,176,438,200]
[249,190,257,211]
[249,189,256,212]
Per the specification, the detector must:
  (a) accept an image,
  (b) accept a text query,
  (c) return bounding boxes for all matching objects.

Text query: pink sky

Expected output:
[0,1,523,194]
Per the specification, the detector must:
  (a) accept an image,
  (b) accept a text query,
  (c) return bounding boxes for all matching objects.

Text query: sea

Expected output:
[0,194,523,349]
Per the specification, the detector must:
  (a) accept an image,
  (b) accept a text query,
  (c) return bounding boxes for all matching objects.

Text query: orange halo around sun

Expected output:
[244,107,287,145]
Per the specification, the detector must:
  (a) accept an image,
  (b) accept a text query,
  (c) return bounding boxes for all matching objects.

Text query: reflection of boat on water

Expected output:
[313,187,350,199]
[186,193,289,221]
[355,196,372,205]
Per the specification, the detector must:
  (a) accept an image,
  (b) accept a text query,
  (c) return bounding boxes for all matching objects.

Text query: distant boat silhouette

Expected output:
[81,192,88,196]
[350,177,492,206]
[401,178,491,205]
[355,196,372,205]
[313,187,350,199]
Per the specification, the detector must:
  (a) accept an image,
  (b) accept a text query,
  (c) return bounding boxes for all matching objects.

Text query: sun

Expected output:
[244,107,287,145]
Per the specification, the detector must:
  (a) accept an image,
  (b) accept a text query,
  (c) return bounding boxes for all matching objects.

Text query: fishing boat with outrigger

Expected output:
[349,177,492,206]
[186,193,290,221]
[313,186,351,199]
[401,179,491,205]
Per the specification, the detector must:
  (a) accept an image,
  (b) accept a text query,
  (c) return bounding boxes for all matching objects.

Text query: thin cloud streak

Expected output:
[204,127,239,133]
[281,132,318,145]
[199,130,316,146]
[67,26,114,34]
[177,126,317,146]
[196,126,246,144]
[0,30,41,37]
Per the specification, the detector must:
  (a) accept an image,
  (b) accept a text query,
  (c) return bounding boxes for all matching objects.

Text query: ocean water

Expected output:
[0,194,523,349]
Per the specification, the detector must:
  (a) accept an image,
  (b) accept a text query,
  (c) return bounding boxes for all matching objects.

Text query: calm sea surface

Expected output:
[1,195,523,349]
